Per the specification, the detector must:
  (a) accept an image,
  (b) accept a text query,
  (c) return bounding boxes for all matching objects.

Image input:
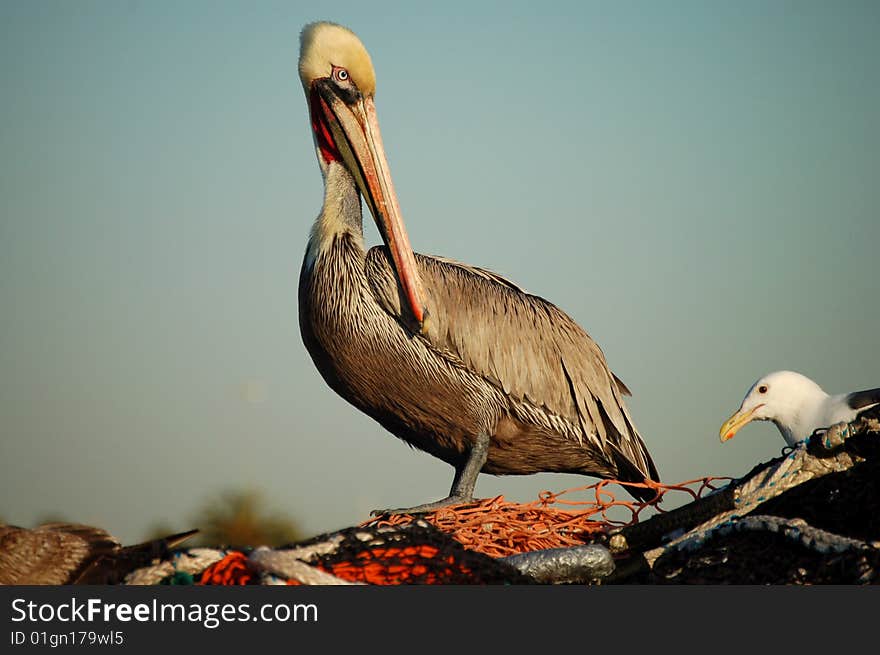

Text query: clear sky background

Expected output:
[2,1,878,543]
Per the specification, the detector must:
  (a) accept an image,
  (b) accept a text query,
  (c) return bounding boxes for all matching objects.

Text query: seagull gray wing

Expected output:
[846,388,880,411]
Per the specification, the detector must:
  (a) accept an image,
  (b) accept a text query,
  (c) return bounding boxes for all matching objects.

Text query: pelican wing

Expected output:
[365,247,657,481]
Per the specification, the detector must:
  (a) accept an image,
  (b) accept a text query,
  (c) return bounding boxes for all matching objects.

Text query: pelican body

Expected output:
[297,23,659,512]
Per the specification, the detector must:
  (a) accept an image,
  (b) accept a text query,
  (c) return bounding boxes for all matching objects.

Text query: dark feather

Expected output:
[73,529,200,584]
[847,388,880,411]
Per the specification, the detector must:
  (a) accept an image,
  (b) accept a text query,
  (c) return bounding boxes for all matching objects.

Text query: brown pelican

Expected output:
[0,523,198,584]
[297,22,659,513]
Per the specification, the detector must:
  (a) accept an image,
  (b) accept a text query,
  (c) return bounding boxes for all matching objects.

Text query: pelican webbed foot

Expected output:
[370,494,478,517]
[370,431,490,517]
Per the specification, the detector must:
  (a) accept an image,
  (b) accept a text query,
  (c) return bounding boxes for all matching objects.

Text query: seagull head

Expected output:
[719,371,829,446]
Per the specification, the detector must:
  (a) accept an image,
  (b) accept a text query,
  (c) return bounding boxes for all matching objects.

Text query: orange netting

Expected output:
[199,551,255,585]
[363,477,732,558]
[322,544,479,584]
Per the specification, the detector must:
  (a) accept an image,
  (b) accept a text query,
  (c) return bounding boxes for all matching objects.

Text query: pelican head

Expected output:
[298,22,426,329]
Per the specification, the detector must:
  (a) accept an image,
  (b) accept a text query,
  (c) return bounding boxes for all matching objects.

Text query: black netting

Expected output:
[652,529,879,584]
[297,522,533,584]
[752,455,880,542]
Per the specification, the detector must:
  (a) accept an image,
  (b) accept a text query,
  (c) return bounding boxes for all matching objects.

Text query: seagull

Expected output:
[719,370,880,447]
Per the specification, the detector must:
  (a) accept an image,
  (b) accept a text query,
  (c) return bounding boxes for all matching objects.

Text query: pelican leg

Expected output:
[371,432,490,516]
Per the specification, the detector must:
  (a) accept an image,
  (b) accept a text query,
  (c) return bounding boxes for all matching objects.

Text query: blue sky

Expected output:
[2,1,878,542]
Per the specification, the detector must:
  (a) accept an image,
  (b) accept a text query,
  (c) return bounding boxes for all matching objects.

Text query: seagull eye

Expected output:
[334,67,349,82]
[758,385,768,394]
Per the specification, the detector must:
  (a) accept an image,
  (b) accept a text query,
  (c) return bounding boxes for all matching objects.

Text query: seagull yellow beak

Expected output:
[719,405,762,442]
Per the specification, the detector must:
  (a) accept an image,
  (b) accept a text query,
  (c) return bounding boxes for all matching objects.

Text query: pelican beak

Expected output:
[310,80,427,332]
[719,404,763,442]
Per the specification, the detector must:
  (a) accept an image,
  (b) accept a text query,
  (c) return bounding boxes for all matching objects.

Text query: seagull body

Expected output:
[720,370,880,446]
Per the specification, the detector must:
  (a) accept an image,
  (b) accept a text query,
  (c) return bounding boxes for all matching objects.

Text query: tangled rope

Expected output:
[364,477,732,558]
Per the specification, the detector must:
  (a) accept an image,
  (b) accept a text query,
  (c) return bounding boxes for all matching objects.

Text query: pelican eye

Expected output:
[758,385,768,394]
[333,67,349,82]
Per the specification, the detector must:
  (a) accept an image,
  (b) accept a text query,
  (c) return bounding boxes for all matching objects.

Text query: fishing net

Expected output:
[5,414,878,585]
[132,413,879,585]
[362,477,730,558]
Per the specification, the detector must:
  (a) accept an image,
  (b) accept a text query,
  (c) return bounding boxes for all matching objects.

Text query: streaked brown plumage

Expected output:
[0,523,197,585]
[297,23,659,512]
